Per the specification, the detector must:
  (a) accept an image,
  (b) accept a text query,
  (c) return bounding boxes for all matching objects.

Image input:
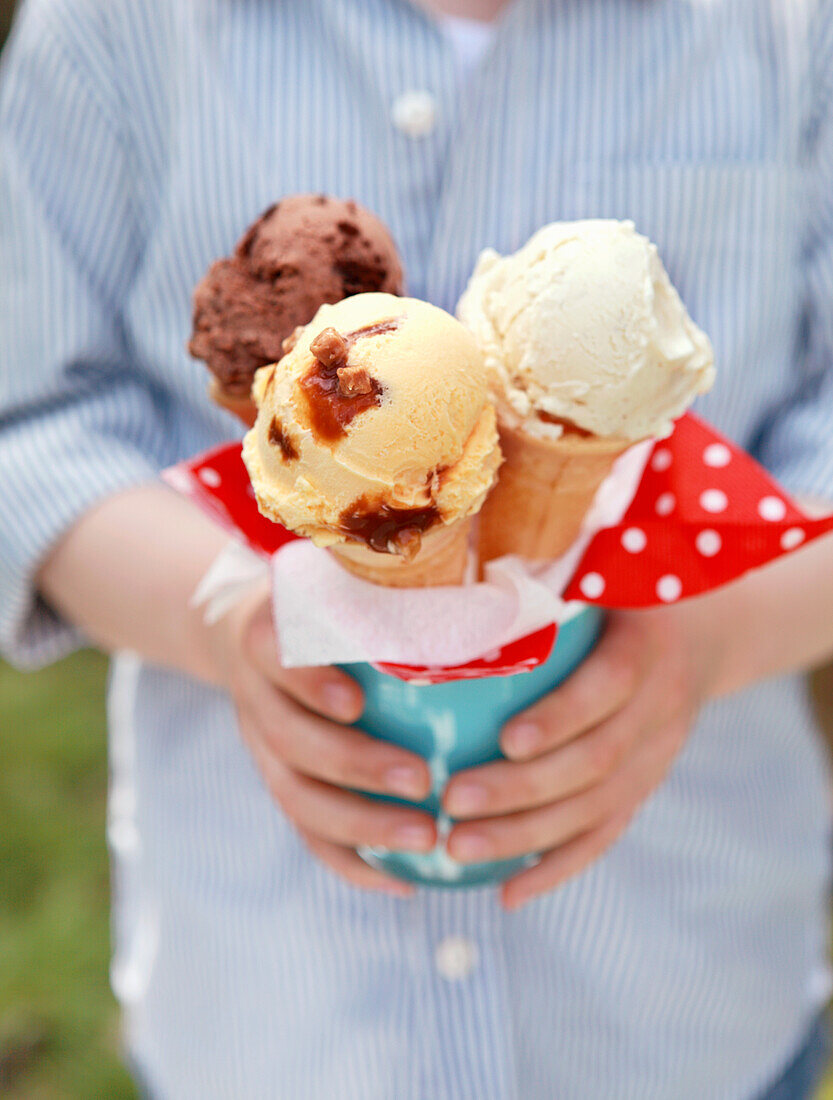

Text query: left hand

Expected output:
[443,604,726,910]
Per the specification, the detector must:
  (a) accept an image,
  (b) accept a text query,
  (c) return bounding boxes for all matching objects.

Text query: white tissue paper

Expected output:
[192,440,653,669]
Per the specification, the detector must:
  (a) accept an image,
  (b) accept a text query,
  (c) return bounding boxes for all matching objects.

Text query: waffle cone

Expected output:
[479,424,630,564]
[330,518,472,588]
[209,379,257,427]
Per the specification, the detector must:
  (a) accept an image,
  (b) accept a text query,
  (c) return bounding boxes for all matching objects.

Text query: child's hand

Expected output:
[212,589,435,896]
[442,603,726,910]
[442,528,833,910]
[37,484,433,897]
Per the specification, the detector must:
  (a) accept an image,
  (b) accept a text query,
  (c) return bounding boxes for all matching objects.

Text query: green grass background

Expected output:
[0,653,137,1098]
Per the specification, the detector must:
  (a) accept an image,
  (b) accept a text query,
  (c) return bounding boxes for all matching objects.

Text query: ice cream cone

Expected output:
[478,424,630,565]
[209,378,257,427]
[244,294,501,588]
[330,518,472,588]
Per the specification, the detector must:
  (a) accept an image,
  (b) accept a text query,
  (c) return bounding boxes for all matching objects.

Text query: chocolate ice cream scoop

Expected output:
[189,195,405,404]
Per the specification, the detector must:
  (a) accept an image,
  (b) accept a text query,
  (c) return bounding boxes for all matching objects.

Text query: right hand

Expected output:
[209,587,435,896]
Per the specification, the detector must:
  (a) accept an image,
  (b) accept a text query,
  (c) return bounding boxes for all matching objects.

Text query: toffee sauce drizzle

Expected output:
[298,319,399,442]
[338,499,440,558]
[268,415,298,461]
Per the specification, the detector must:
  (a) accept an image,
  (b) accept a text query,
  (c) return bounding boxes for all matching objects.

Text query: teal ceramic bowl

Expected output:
[342,605,603,888]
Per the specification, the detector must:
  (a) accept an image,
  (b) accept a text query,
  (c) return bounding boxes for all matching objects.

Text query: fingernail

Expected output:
[452,833,491,862]
[323,681,358,721]
[392,824,434,851]
[382,883,415,899]
[502,891,526,912]
[446,782,488,816]
[384,765,425,799]
[504,721,541,758]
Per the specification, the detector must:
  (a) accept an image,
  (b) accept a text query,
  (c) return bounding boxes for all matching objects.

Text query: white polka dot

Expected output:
[579,572,605,599]
[699,488,728,514]
[781,527,805,551]
[246,483,256,499]
[651,448,673,472]
[656,574,683,603]
[655,492,676,516]
[198,467,221,488]
[758,495,787,522]
[695,529,722,557]
[621,527,647,553]
[703,443,732,468]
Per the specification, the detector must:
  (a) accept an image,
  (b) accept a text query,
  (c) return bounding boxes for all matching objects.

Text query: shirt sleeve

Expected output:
[0,1,172,668]
[753,5,833,503]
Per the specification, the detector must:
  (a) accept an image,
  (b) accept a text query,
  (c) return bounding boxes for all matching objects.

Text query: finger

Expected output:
[299,830,415,897]
[445,701,642,819]
[244,613,364,723]
[271,662,365,724]
[501,810,634,910]
[447,715,681,863]
[447,671,686,819]
[447,784,604,864]
[500,616,642,761]
[262,757,437,852]
[243,679,432,800]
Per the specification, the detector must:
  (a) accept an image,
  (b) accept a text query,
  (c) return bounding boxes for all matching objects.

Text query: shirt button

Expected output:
[391,90,438,137]
[435,935,478,981]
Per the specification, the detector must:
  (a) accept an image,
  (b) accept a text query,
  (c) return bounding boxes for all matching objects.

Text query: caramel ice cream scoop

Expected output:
[242,293,501,582]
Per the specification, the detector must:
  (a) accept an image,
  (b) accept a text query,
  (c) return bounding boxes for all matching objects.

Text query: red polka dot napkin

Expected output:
[163,412,833,681]
[163,440,296,558]
[563,413,833,607]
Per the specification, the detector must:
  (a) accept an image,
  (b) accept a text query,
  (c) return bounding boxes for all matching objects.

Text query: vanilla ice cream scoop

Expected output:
[243,293,501,557]
[457,219,715,441]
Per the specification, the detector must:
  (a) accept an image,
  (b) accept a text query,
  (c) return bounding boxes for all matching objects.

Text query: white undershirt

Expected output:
[439,14,498,81]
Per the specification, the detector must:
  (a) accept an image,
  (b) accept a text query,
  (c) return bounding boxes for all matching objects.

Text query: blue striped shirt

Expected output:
[2,1,833,1097]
